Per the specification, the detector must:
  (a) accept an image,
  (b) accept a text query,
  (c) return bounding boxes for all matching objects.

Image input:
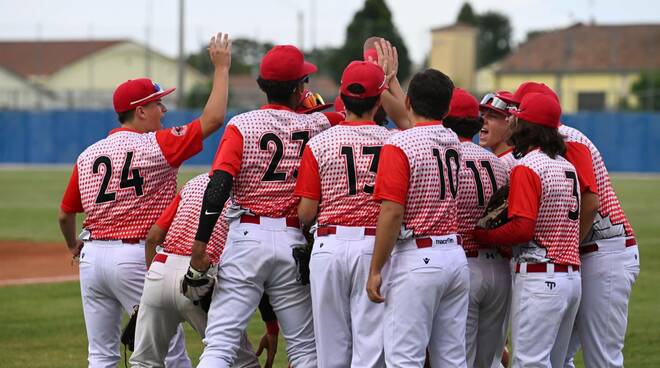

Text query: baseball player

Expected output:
[294,59,393,367]
[503,83,640,367]
[444,88,510,368]
[473,92,582,367]
[183,44,346,368]
[561,123,639,368]
[478,91,518,173]
[367,69,470,367]
[58,33,232,368]
[129,173,279,368]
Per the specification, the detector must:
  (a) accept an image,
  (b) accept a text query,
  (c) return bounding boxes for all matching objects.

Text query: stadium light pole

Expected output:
[177,0,185,108]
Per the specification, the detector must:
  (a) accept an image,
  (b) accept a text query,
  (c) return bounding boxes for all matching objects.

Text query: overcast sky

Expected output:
[1,0,658,65]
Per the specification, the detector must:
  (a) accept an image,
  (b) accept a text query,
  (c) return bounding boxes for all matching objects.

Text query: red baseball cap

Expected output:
[340,61,388,99]
[448,88,479,119]
[479,90,514,116]
[510,92,561,128]
[259,45,317,81]
[113,78,175,113]
[504,82,559,105]
[363,48,378,62]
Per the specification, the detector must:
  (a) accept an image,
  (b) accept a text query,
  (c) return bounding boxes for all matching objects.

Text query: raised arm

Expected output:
[373,39,411,130]
[200,33,233,139]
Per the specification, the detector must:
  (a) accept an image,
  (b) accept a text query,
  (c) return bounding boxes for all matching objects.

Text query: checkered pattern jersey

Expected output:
[388,125,461,236]
[520,150,581,265]
[77,131,178,239]
[162,174,227,264]
[559,125,635,242]
[499,151,518,175]
[457,142,509,251]
[308,124,394,227]
[229,109,331,218]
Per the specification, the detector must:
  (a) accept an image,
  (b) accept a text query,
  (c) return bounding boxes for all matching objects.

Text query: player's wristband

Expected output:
[186,265,207,280]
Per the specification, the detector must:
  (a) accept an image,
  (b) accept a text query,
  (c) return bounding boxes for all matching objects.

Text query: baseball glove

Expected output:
[121,305,139,352]
[477,183,510,229]
[181,265,216,312]
[292,244,312,285]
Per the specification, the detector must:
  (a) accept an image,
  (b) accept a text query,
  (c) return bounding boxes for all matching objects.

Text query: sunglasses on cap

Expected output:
[480,93,512,111]
[301,91,325,109]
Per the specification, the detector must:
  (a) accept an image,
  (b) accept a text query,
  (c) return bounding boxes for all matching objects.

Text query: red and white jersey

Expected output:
[497,148,518,175]
[294,121,394,227]
[457,140,509,251]
[157,174,227,264]
[374,122,461,237]
[559,125,635,242]
[211,105,342,218]
[509,150,581,265]
[60,121,203,240]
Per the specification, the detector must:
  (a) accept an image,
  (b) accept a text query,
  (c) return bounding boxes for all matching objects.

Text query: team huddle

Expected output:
[58,32,640,368]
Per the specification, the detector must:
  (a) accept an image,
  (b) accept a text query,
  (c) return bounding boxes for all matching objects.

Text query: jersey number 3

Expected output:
[92,152,145,204]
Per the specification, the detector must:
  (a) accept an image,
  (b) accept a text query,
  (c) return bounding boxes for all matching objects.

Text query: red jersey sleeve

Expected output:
[210,125,244,177]
[508,165,542,221]
[373,145,410,205]
[155,193,181,231]
[294,146,321,200]
[155,119,204,168]
[61,164,83,213]
[322,112,344,126]
[564,142,598,195]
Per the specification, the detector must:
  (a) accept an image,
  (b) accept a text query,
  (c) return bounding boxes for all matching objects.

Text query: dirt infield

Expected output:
[0,241,79,286]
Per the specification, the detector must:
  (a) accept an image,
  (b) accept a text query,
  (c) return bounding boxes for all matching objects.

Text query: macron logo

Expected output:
[205,210,220,216]
[435,238,455,245]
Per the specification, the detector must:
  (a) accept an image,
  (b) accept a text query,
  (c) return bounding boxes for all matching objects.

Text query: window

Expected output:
[577,92,606,111]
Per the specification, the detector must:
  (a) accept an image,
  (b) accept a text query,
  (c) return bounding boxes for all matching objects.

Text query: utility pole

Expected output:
[177,0,185,108]
[297,10,305,51]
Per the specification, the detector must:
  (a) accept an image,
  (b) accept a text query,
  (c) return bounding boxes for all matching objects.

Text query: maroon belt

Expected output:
[316,226,377,237]
[415,235,462,249]
[579,238,637,255]
[91,238,142,244]
[466,247,511,259]
[152,253,168,264]
[515,263,579,273]
[239,215,300,228]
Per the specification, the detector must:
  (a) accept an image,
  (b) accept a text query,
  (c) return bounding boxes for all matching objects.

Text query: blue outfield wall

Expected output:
[0,110,659,172]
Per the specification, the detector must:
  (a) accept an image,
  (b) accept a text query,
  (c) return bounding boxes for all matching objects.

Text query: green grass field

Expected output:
[1,168,659,367]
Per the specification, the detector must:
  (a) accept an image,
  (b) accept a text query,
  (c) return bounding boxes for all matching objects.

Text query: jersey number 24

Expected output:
[92,152,145,204]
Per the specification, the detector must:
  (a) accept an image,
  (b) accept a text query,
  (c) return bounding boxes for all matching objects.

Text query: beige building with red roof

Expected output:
[0,39,206,110]
[483,23,660,112]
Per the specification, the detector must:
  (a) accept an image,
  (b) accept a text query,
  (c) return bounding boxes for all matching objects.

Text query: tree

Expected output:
[456,2,478,26]
[327,0,412,82]
[186,37,273,76]
[455,4,512,68]
[631,72,660,111]
[185,37,274,108]
[475,12,512,68]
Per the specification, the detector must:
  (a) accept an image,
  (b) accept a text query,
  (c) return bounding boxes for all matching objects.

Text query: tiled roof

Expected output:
[498,23,660,73]
[0,40,124,77]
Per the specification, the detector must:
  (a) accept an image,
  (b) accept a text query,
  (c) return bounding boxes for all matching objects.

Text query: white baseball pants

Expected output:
[510,263,581,368]
[383,236,469,368]
[129,252,259,368]
[564,238,640,368]
[78,241,190,368]
[198,216,316,368]
[465,250,511,368]
[309,226,385,368]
